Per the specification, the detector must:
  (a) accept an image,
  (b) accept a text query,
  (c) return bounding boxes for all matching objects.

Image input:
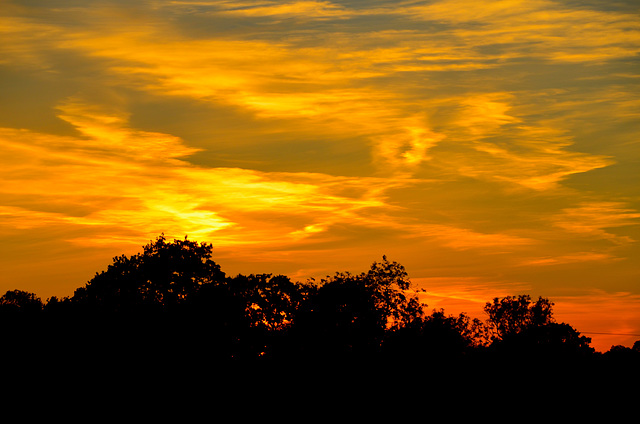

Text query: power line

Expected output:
[582,331,640,337]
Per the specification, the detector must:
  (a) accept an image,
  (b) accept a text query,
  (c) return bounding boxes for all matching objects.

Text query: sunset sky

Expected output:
[1,0,639,352]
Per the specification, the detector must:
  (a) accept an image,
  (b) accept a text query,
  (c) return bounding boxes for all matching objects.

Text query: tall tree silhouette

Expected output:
[294,256,424,360]
[63,235,228,366]
[72,234,225,311]
[484,294,593,361]
[484,294,554,341]
[186,273,312,361]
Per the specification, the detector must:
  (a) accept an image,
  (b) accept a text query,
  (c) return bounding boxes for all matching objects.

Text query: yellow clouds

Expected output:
[519,252,618,267]
[43,20,447,170]
[469,135,614,191]
[405,223,533,251]
[0,102,231,242]
[391,127,445,166]
[514,201,640,268]
[0,15,63,71]
[213,1,348,18]
[423,94,615,190]
[0,97,552,258]
[458,96,520,136]
[2,0,633,183]
[0,100,404,248]
[404,0,640,63]
[56,100,202,162]
[166,0,347,18]
[406,0,546,22]
[553,202,640,245]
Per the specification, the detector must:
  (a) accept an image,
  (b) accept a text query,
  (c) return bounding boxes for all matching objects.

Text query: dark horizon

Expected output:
[3,236,638,365]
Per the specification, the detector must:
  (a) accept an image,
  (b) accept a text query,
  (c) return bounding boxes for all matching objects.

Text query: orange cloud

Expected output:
[214,1,348,18]
[404,223,534,251]
[0,100,414,249]
[2,1,628,187]
[518,252,619,267]
[402,0,640,63]
[552,202,640,245]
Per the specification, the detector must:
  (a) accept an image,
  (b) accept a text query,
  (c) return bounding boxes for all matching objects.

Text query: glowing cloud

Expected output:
[553,202,640,245]
[0,100,412,248]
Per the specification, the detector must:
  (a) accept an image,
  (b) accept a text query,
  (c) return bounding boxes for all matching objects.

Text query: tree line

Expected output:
[1,235,638,375]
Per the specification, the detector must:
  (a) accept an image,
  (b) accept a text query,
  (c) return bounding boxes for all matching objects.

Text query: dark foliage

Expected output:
[72,234,225,310]
[1,235,637,382]
[287,256,424,362]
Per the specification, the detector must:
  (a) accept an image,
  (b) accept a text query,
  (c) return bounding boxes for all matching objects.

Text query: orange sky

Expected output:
[1,0,639,352]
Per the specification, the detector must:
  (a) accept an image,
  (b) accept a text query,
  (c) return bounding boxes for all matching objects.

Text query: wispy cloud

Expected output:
[213,1,349,18]
[405,223,534,251]
[2,0,631,185]
[0,97,552,258]
[402,0,640,63]
[552,201,640,245]
[0,100,407,247]
[518,252,619,267]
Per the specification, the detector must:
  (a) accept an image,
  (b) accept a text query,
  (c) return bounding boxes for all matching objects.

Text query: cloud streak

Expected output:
[0,98,551,257]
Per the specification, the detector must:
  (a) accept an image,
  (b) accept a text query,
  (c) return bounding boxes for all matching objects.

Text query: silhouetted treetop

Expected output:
[3,235,637,372]
[319,255,423,330]
[0,289,43,314]
[382,309,488,361]
[483,294,594,360]
[72,234,225,310]
[235,274,309,331]
[290,256,425,359]
[484,294,554,340]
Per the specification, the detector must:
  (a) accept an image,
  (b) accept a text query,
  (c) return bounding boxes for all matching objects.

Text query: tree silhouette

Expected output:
[225,273,309,332]
[72,234,225,311]
[0,290,45,366]
[382,309,487,362]
[292,256,424,361]
[0,290,43,313]
[5,235,638,376]
[184,273,313,361]
[484,294,593,363]
[484,294,554,341]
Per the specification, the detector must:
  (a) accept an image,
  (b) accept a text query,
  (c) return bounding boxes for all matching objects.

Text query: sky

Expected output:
[1,0,639,352]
